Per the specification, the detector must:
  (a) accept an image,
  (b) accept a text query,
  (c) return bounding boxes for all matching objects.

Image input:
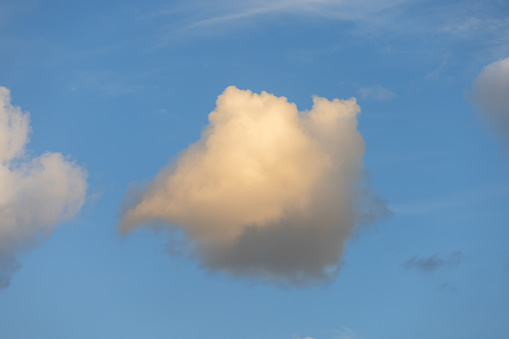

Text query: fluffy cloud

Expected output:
[0,86,87,288]
[472,57,509,143]
[119,86,388,285]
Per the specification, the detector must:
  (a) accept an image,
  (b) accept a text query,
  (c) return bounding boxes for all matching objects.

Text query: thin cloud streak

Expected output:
[170,0,410,31]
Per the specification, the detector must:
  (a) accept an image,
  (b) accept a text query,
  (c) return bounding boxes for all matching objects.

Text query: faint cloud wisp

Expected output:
[403,251,463,274]
[472,56,509,144]
[169,0,411,31]
[357,85,397,101]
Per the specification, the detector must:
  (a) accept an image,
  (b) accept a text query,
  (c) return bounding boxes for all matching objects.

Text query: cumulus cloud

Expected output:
[176,0,410,29]
[0,86,87,288]
[472,57,509,143]
[119,86,388,285]
[402,251,463,274]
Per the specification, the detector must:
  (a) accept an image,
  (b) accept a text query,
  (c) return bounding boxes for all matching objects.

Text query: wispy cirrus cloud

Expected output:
[154,0,509,43]
[139,0,509,70]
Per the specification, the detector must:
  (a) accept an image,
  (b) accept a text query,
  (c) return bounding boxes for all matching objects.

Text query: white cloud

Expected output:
[119,86,388,285]
[472,57,509,143]
[0,86,87,288]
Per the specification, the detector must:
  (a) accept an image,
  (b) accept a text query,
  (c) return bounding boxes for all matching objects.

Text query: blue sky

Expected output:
[0,0,508,338]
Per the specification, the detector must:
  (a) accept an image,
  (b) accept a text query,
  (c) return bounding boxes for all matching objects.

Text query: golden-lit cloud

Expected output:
[0,87,87,288]
[119,86,388,284]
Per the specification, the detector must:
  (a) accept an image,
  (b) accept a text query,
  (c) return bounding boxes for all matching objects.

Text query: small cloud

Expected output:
[357,85,396,101]
[402,251,463,274]
[119,86,389,285]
